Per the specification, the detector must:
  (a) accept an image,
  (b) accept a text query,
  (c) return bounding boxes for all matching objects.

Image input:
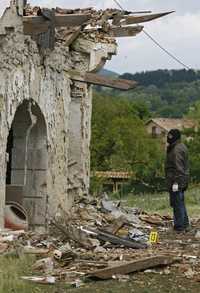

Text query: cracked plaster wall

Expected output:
[0,4,117,228]
[0,29,72,227]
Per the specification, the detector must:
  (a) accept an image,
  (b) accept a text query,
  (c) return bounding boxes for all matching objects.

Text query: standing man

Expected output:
[165,129,190,233]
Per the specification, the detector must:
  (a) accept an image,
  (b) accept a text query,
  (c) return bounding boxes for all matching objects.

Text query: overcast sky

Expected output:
[0,0,199,74]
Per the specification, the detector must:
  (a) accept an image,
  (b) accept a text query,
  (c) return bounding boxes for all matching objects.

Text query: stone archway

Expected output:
[5,100,48,230]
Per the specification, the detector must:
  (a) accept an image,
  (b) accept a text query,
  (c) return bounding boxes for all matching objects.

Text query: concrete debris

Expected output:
[195,230,200,239]
[32,257,54,274]
[101,198,120,213]
[128,228,148,243]
[53,245,77,263]
[112,274,130,282]
[2,196,200,286]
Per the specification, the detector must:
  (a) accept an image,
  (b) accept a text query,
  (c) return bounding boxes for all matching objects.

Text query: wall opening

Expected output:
[5,100,48,229]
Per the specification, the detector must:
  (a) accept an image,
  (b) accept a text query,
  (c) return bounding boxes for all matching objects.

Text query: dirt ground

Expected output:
[67,225,200,293]
[1,226,200,293]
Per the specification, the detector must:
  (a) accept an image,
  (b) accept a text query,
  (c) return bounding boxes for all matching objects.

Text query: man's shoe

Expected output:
[174,228,185,234]
[185,226,192,233]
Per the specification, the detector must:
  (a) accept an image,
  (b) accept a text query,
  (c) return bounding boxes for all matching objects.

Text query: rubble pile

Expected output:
[24,5,134,44]
[24,4,129,28]
[0,196,176,285]
[1,196,200,287]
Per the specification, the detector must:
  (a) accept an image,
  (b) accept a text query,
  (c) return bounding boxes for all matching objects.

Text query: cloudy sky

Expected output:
[0,0,199,74]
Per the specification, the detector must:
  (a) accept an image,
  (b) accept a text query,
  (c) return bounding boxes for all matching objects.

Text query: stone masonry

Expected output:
[0,1,117,229]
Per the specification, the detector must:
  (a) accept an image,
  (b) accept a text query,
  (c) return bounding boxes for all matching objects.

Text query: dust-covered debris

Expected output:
[3,195,200,286]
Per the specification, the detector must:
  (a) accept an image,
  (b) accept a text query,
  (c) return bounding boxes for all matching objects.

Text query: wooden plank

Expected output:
[108,25,143,38]
[23,17,50,35]
[121,11,174,25]
[23,14,90,35]
[89,255,177,279]
[69,71,137,90]
[85,73,137,90]
[54,14,90,27]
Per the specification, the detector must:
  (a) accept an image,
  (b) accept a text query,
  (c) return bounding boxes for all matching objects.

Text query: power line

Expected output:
[142,30,190,70]
[112,0,191,70]
[113,0,124,11]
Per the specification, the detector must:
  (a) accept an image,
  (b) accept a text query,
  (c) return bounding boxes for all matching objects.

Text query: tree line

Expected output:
[91,69,200,193]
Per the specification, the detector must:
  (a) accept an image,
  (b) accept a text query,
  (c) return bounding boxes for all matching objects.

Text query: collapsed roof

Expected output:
[0,1,173,91]
[22,3,173,49]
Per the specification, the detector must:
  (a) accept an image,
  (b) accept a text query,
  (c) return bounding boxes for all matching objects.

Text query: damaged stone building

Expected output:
[0,0,171,229]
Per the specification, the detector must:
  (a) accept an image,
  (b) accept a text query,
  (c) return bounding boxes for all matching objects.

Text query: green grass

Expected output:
[112,187,200,218]
[0,255,71,293]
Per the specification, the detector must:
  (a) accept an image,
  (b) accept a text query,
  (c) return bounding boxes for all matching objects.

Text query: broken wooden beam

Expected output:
[95,229,147,249]
[89,255,177,279]
[108,25,143,38]
[69,70,137,90]
[54,14,90,27]
[23,17,49,35]
[83,25,143,38]
[81,227,147,249]
[121,11,174,25]
[23,14,90,35]
[85,73,137,90]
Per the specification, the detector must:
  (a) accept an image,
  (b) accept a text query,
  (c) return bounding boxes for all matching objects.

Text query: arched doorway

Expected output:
[6,100,48,230]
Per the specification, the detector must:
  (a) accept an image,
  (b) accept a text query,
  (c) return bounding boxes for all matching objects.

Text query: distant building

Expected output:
[146,118,197,140]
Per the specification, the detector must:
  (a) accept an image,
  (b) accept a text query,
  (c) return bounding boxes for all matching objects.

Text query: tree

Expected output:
[91,92,164,189]
[185,101,200,182]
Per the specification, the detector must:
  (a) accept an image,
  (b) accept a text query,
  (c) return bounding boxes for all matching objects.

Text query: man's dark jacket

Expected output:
[165,141,189,192]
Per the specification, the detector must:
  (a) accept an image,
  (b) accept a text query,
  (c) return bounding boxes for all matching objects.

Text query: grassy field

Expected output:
[1,188,200,292]
[118,187,200,218]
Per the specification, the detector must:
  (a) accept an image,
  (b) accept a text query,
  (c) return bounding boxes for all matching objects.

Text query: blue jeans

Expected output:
[169,191,189,231]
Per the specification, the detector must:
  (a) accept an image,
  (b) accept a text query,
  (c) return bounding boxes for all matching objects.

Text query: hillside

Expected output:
[120,69,200,88]
[99,68,119,78]
[97,69,200,118]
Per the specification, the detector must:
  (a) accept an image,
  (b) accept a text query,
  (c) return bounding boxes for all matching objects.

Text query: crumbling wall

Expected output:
[67,39,116,200]
[0,27,72,227]
[0,3,117,228]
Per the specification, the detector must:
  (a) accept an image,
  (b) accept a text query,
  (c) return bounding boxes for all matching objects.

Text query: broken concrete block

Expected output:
[32,257,54,274]
[195,231,200,239]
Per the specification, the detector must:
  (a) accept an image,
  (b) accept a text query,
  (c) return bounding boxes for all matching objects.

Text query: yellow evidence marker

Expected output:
[149,231,159,244]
